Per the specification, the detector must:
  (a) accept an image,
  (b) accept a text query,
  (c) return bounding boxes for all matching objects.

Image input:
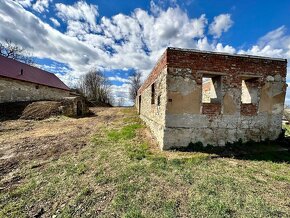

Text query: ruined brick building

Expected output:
[137,47,287,150]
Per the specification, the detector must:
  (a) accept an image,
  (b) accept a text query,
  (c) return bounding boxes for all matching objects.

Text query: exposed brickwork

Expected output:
[139,47,287,95]
[137,47,287,149]
[202,103,221,116]
[138,50,167,94]
[167,48,287,78]
[241,104,258,116]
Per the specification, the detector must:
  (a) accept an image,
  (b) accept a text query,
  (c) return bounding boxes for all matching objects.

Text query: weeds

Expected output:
[107,123,142,141]
[0,108,289,217]
[125,143,150,160]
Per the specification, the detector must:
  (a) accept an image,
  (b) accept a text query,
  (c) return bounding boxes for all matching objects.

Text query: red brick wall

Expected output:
[241,103,258,116]
[139,47,287,96]
[138,47,287,116]
[166,48,287,87]
[137,50,167,95]
[202,103,221,116]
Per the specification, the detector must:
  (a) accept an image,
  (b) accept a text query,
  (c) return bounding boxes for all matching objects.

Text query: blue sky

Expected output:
[0,0,290,105]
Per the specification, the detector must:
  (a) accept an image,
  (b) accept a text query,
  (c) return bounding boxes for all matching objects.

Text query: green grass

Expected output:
[0,108,289,217]
[283,124,290,136]
[107,123,143,141]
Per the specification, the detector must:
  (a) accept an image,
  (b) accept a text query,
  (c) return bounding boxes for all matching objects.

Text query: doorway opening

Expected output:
[77,101,82,116]
[139,95,142,114]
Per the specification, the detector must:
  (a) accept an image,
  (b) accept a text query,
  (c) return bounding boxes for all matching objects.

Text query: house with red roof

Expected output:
[0,55,71,103]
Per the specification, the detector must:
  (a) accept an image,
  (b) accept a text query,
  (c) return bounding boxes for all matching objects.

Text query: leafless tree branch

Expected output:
[129,70,142,103]
[0,39,34,65]
[78,69,113,105]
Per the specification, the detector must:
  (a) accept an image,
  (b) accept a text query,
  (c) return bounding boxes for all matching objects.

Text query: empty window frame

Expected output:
[157,95,161,106]
[138,95,142,114]
[241,79,258,104]
[202,75,222,104]
[151,83,155,104]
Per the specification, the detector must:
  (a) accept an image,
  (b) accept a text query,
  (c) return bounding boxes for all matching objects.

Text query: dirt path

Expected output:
[0,107,122,184]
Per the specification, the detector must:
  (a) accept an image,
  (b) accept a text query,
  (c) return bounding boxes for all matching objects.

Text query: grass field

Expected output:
[0,108,290,217]
[284,124,290,137]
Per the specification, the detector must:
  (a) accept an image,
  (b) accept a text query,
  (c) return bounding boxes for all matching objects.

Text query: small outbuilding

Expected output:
[61,96,89,117]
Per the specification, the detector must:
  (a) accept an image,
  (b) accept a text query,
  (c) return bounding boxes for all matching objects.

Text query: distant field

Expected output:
[0,108,289,217]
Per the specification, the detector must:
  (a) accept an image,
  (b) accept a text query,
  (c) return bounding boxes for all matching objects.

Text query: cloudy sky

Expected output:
[0,0,290,105]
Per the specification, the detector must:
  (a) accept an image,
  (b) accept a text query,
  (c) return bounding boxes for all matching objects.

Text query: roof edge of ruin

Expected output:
[167,47,287,62]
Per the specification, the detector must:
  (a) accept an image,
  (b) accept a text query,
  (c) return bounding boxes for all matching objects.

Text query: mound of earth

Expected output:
[21,101,62,120]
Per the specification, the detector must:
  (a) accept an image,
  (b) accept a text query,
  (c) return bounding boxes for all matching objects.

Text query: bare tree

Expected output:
[129,71,142,103]
[78,69,113,104]
[0,40,34,65]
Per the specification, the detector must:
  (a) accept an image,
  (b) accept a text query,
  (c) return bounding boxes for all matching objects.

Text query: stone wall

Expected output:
[163,49,287,149]
[0,77,70,103]
[61,96,89,117]
[137,68,167,148]
[164,67,285,148]
[138,48,287,150]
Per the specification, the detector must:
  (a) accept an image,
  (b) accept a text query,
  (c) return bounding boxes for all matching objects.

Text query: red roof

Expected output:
[0,55,70,91]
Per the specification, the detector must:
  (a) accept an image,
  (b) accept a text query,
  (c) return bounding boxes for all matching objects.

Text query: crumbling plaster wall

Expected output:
[137,48,287,150]
[0,77,70,103]
[138,68,167,148]
[164,69,286,149]
[163,49,287,149]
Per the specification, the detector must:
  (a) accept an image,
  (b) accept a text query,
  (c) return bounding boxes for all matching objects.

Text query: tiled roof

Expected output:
[0,55,70,91]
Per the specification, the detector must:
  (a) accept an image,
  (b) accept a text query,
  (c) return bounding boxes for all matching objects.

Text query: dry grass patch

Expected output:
[0,107,289,217]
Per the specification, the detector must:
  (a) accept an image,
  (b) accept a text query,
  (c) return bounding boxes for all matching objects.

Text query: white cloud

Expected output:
[237,26,290,105]
[209,14,233,38]
[6,1,284,106]
[50,17,60,27]
[110,83,132,106]
[0,0,103,82]
[238,26,290,59]
[55,1,99,34]
[14,0,51,13]
[13,0,33,7]
[37,63,70,75]
[238,45,284,58]
[32,0,51,13]
[258,26,289,48]
[195,37,236,53]
[215,43,236,53]
[108,76,130,83]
